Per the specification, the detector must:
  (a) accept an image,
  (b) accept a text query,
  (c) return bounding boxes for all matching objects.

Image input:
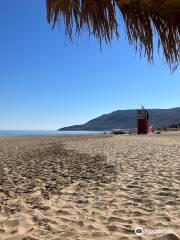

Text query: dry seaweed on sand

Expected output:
[0,142,116,201]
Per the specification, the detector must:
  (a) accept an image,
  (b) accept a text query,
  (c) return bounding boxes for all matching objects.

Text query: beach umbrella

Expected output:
[46,0,180,70]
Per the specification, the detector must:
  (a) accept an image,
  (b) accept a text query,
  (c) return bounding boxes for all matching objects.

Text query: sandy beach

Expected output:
[0,133,179,240]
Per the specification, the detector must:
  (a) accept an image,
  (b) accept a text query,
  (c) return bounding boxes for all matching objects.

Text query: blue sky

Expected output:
[0,1,180,130]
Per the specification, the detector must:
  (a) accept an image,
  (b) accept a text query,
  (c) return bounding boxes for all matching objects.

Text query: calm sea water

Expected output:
[0,130,104,137]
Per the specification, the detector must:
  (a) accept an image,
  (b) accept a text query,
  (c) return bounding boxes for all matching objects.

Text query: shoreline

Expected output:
[0,130,108,138]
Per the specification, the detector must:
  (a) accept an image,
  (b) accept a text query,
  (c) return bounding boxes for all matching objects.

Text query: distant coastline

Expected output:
[59,107,180,131]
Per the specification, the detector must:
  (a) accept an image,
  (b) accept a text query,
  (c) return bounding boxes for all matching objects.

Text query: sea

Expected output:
[0,130,105,137]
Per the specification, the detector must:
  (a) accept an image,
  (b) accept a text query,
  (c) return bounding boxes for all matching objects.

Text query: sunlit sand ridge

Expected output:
[0,133,179,240]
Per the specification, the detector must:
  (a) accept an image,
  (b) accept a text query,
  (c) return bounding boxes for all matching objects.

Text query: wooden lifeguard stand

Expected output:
[137,106,149,134]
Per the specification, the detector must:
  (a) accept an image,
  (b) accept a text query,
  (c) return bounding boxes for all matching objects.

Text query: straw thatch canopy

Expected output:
[46,0,180,70]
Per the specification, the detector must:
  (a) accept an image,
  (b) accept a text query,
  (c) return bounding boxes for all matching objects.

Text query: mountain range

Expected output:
[59,107,180,131]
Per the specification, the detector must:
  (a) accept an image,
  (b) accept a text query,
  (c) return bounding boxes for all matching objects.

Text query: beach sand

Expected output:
[0,133,179,240]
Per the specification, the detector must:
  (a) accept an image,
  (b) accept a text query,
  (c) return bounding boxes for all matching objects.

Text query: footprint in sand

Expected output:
[153,233,179,240]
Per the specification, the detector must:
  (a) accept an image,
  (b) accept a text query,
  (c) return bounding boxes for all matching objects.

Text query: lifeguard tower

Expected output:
[137,106,149,134]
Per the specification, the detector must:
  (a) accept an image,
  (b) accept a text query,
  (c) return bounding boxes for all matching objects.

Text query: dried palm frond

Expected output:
[46,0,180,70]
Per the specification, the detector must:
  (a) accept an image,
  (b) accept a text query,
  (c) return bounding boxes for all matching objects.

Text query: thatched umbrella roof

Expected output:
[46,0,180,70]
